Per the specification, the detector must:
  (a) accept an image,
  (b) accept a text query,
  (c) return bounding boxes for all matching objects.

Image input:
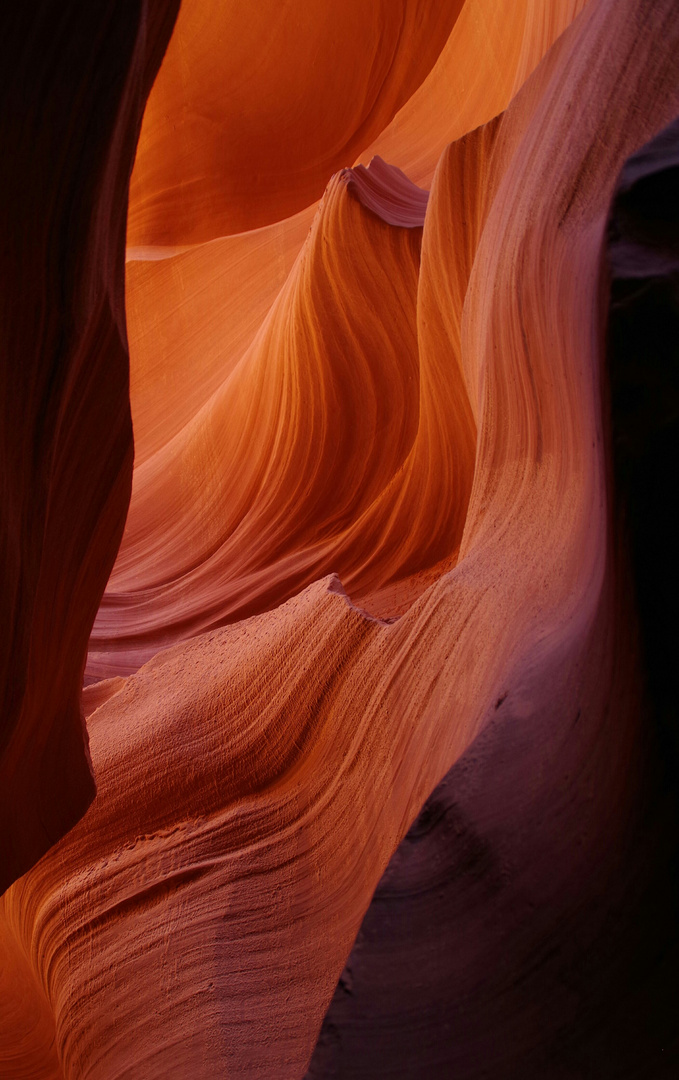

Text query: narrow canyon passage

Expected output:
[1,1,678,1078]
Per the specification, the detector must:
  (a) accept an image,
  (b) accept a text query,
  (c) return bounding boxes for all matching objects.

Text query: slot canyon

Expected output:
[1,1,678,1077]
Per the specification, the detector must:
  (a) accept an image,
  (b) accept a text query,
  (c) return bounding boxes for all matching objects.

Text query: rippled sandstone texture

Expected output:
[0,0,179,894]
[2,0,679,1078]
[308,86,679,1080]
[89,0,592,679]
[90,156,481,679]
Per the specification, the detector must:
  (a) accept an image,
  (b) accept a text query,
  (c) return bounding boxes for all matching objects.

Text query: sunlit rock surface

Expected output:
[89,158,476,679]
[127,0,464,245]
[357,0,591,185]
[2,0,679,1078]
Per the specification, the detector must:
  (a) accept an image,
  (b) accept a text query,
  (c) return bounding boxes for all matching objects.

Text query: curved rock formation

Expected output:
[127,0,465,246]
[89,159,433,678]
[309,39,679,1080]
[101,1,595,685]
[309,108,679,1080]
[125,204,317,466]
[0,0,179,894]
[2,3,678,1080]
[357,0,591,188]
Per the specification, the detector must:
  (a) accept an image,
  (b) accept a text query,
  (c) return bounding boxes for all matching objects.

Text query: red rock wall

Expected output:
[0,0,180,894]
[2,1,679,1077]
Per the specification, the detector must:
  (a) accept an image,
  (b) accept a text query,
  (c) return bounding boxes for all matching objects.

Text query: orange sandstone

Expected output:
[127,0,465,246]
[2,4,678,1080]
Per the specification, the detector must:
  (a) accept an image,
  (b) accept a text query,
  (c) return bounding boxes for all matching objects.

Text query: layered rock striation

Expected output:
[2,0,679,1078]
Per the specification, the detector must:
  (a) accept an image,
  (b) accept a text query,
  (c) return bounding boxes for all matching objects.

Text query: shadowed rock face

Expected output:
[0,0,180,894]
[608,116,679,745]
[307,111,679,1080]
[2,1,679,1078]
